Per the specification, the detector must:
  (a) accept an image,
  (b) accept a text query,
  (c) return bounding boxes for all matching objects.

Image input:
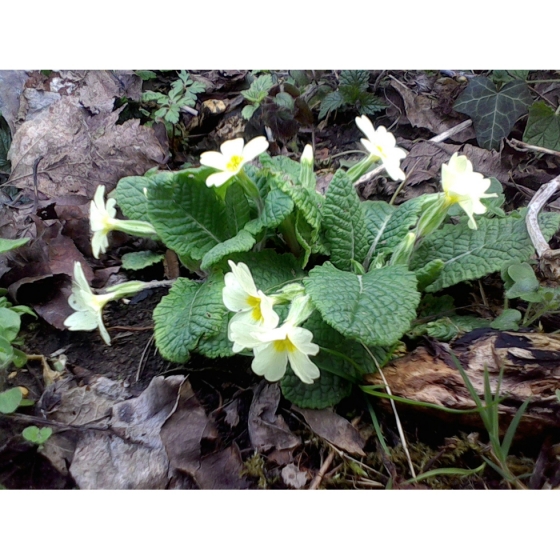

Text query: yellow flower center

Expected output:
[247,295,263,321]
[226,155,244,173]
[273,336,296,353]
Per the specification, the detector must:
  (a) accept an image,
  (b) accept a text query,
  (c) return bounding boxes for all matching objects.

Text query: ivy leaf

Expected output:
[280,369,352,409]
[523,101,560,151]
[244,188,294,235]
[304,262,420,346]
[200,230,256,271]
[322,170,372,271]
[0,387,22,414]
[453,77,533,150]
[318,90,344,120]
[0,237,29,255]
[147,172,228,263]
[411,212,560,292]
[153,275,226,363]
[121,251,164,271]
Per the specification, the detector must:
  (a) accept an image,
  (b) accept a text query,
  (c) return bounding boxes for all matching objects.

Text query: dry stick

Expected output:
[507,138,560,159]
[525,174,560,258]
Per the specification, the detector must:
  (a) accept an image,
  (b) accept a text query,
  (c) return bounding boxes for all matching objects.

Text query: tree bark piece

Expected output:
[364,328,560,435]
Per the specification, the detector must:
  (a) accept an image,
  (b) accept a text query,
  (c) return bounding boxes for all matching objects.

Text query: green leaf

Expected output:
[121,251,164,270]
[280,369,352,409]
[147,172,228,263]
[0,387,22,414]
[304,262,420,346]
[503,262,540,300]
[339,70,370,92]
[241,75,273,104]
[490,309,522,331]
[225,250,302,293]
[453,77,533,150]
[492,70,529,85]
[142,91,168,104]
[323,170,372,271]
[0,115,11,173]
[201,230,256,270]
[153,275,226,363]
[0,335,14,369]
[135,70,157,80]
[22,426,52,445]
[0,308,21,343]
[411,212,560,292]
[115,174,154,221]
[242,105,258,120]
[11,348,27,368]
[260,153,301,182]
[0,237,29,255]
[318,90,344,119]
[197,312,235,359]
[357,94,387,115]
[523,101,560,151]
[362,197,424,259]
[225,183,252,235]
[415,259,445,292]
[244,189,294,235]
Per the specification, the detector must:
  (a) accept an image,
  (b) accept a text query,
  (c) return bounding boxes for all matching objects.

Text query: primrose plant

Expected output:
[63,115,560,409]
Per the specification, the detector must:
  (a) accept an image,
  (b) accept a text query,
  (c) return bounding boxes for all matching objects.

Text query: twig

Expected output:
[309,448,336,489]
[525,174,560,258]
[136,334,155,382]
[507,138,560,159]
[429,119,473,143]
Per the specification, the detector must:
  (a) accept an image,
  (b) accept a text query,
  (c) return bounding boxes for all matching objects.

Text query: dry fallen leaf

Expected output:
[281,463,309,489]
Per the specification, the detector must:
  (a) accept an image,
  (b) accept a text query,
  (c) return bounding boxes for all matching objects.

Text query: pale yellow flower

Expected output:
[355,115,406,181]
[441,153,496,229]
[200,137,269,187]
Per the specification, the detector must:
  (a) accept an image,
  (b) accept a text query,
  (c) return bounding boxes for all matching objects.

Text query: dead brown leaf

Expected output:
[293,406,365,456]
[248,382,301,464]
[7,95,168,198]
[281,463,309,489]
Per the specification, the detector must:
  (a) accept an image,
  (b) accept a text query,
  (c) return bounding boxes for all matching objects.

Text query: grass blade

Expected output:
[501,399,530,458]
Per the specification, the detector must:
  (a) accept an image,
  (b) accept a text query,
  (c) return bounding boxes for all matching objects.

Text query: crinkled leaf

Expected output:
[225,182,252,235]
[304,262,420,346]
[323,170,372,271]
[415,259,445,292]
[153,275,226,363]
[453,77,533,150]
[201,230,256,271]
[147,172,228,263]
[197,312,235,359]
[0,308,21,343]
[278,180,323,230]
[411,212,560,292]
[259,153,301,182]
[114,174,154,221]
[225,250,302,293]
[523,101,560,151]
[0,387,22,414]
[362,196,424,259]
[244,189,294,235]
[280,369,352,409]
[318,90,344,120]
[0,237,29,255]
[121,251,164,270]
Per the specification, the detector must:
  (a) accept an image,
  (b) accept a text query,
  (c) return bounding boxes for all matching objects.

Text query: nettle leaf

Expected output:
[0,387,22,414]
[147,172,228,263]
[242,105,258,120]
[523,101,560,151]
[244,188,294,235]
[225,183,252,235]
[318,90,344,120]
[411,212,560,292]
[153,275,226,363]
[304,262,420,346]
[226,250,302,293]
[362,197,424,259]
[201,230,256,271]
[323,170,372,271]
[358,94,387,115]
[453,77,533,150]
[0,237,29,255]
[121,251,164,270]
[339,70,370,91]
[241,74,274,104]
[280,369,352,409]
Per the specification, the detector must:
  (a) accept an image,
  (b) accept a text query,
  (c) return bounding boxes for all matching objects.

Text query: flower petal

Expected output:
[220,138,245,159]
[241,136,269,162]
[355,115,376,142]
[206,170,234,187]
[200,151,227,171]
[252,342,288,382]
[288,349,320,384]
